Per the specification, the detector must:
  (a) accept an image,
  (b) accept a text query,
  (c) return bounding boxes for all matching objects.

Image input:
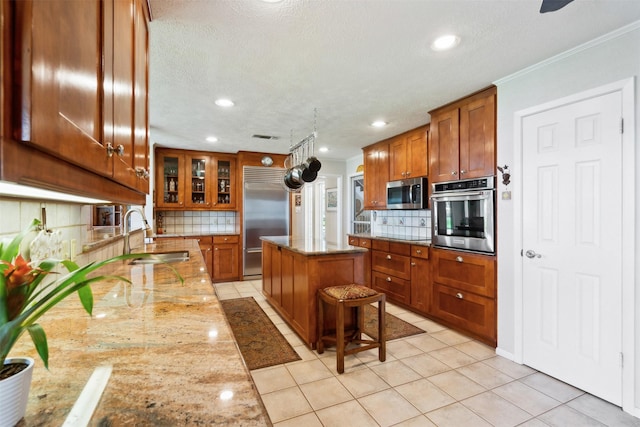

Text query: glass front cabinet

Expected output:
[155,148,236,210]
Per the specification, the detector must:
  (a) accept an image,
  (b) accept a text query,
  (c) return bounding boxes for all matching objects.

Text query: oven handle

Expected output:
[431,190,493,201]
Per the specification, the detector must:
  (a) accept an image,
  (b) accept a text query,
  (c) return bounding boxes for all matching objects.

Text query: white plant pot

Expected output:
[0,357,34,427]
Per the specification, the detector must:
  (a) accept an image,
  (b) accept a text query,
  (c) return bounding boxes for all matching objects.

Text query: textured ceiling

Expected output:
[148,0,640,160]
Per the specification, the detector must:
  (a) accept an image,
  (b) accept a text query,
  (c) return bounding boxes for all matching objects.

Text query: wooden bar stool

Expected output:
[317,284,386,374]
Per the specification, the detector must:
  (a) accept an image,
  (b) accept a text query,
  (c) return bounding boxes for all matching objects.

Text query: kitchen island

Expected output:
[261,236,368,349]
[10,238,270,426]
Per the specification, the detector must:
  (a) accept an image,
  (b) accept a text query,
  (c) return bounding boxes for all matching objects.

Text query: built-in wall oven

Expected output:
[431,176,495,254]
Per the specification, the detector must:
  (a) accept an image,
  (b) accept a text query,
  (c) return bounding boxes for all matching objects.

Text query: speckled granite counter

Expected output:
[10,239,271,426]
[348,232,431,247]
[260,235,368,255]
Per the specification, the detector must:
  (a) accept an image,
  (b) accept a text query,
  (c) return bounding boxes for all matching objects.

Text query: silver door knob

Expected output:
[525,250,542,259]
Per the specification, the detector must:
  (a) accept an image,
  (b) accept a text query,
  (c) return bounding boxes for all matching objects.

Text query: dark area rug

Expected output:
[220,297,301,370]
[363,304,426,341]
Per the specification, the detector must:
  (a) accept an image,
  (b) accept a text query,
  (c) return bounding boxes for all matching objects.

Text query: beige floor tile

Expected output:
[251,365,297,394]
[520,372,585,403]
[426,402,492,427]
[318,349,369,373]
[337,367,390,398]
[358,388,421,426]
[371,360,422,387]
[395,378,456,413]
[430,329,472,346]
[273,412,324,427]
[260,386,313,423]
[395,311,427,324]
[537,405,605,426]
[482,356,536,379]
[462,391,533,427]
[456,361,514,389]
[454,340,496,360]
[413,318,447,333]
[293,344,319,362]
[429,346,477,369]
[566,394,640,426]
[428,370,486,401]
[404,334,449,353]
[392,415,438,427]
[493,381,561,416]
[401,353,451,378]
[386,339,424,359]
[299,376,355,410]
[518,419,552,427]
[315,400,379,427]
[285,359,334,385]
[356,346,396,367]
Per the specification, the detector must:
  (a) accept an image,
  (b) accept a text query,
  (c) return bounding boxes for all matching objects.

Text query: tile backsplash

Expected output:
[371,210,432,240]
[157,211,238,234]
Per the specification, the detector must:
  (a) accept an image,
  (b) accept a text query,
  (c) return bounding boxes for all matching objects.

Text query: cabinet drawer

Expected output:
[214,235,239,244]
[432,283,496,344]
[372,239,389,251]
[193,236,213,250]
[348,236,359,246]
[372,271,410,305]
[373,240,411,256]
[431,249,495,297]
[358,238,371,249]
[411,245,429,259]
[371,251,411,280]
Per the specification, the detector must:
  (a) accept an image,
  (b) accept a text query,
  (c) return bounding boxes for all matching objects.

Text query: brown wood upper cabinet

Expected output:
[155,148,236,210]
[389,125,429,181]
[362,140,390,209]
[9,0,150,195]
[429,87,496,183]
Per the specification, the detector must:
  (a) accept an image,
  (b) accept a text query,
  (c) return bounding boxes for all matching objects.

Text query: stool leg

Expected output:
[336,300,345,374]
[317,294,325,354]
[378,297,386,363]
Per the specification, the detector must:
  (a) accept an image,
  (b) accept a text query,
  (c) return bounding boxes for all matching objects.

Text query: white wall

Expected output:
[494,22,640,412]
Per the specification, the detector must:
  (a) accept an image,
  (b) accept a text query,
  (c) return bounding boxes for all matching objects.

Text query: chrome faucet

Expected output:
[123,208,153,254]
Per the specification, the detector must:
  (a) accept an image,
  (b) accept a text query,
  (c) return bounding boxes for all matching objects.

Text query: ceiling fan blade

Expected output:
[540,0,575,13]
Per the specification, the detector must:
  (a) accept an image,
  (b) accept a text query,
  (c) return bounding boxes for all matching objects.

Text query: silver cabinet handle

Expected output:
[525,250,542,259]
[460,170,467,175]
[386,254,392,260]
[411,262,416,267]
[451,171,458,176]
[456,256,464,263]
[415,249,422,255]
[386,277,392,282]
[215,247,219,251]
[456,292,464,299]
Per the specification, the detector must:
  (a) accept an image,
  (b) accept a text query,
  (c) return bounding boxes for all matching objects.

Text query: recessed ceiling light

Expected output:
[431,34,460,51]
[205,136,218,143]
[214,98,234,107]
[371,120,387,128]
[318,147,329,153]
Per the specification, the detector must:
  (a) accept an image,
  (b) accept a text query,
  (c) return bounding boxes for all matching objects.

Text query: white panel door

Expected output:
[522,91,623,405]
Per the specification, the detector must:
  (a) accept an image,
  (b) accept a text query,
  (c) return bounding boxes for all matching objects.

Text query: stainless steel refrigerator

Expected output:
[243,166,290,277]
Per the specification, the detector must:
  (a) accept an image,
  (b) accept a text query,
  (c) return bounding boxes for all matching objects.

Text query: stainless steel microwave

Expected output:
[386,177,428,209]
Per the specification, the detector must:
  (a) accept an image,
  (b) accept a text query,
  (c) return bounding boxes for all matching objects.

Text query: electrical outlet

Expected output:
[70,239,77,261]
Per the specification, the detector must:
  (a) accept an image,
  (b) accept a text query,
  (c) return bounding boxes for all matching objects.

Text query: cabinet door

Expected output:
[371,250,411,280]
[132,0,150,193]
[459,90,496,179]
[213,236,239,281]
[429,108,460,183]
[186,154,212,208]
[372,271,410,305]
[363,142,389,209]
[213,156,236,209]
[389,136,408,181]
[410,257,430,312]
[156,151,185,208]
[408,126,428,178]
[194,236,213,278]
[23,0,111,176]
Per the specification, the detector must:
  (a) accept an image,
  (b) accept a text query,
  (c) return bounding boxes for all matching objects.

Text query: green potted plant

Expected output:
[0,219,177,426]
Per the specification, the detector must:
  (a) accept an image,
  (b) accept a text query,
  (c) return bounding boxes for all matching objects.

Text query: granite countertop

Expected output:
[11,239,270,426]
[348,232,431,247]
[260,235,368,255]
[154,232,239,238]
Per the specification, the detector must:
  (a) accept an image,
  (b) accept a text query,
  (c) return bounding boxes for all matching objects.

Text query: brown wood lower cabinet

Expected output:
[262,240,365,349]
[213,235,239,282]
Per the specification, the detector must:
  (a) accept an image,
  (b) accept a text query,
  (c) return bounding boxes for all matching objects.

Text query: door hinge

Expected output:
[620,118,624,134]
[620,352,624,367]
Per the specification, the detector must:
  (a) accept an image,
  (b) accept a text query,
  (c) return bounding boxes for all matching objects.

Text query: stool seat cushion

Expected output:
[323,284,378,300]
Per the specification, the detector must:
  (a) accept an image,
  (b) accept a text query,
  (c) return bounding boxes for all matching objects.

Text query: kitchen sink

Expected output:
[129,250,190,265]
